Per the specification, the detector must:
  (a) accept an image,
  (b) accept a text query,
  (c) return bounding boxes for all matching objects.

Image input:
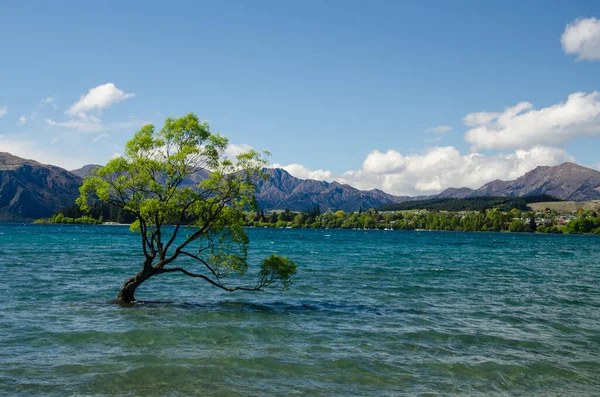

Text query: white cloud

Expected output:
[111,152,121,159]
[270,163,335,181]
[17,116,27,126]
[92,133,109,143]
[463,111,501,127]
[50,136,60,145]
[225,143,253,159]
[66,83,135,116]
[46,114,102,132]
[464,91,600,151]
[337,146,574,196]
[424,125,452,133]
[0,106,7,117]
[46,83,135,132]
[39,97,58,110]
[362,149,405,174]
[562,17,600,61]
[45,115,145,134]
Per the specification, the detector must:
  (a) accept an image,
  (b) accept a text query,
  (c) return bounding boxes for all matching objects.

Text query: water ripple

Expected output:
[1,225,599,396]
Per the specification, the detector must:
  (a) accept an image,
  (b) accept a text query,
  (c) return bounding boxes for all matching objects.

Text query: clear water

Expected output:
[1,224,599,396]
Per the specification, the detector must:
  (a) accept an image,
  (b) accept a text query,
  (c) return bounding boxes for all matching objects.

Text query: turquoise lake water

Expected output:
[1,224,599,396]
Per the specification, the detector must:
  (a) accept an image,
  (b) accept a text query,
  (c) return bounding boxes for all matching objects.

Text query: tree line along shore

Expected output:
[34,202,600,235]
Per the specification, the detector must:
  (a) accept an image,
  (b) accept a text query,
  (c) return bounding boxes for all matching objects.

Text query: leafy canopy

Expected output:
[78,113,296,291]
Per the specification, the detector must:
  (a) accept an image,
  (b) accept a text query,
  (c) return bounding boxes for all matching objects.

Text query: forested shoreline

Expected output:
[35,203,600,235]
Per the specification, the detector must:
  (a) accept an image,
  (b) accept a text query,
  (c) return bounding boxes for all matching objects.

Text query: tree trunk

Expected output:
[116,267,155,304]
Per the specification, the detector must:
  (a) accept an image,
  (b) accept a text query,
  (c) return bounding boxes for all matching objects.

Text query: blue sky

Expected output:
[1,0,599,195]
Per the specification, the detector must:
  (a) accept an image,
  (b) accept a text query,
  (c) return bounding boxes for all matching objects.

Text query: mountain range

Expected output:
[430,162,600,201]
[1,151,599,222]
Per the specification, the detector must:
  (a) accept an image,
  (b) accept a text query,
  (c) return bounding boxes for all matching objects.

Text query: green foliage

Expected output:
[273,220,287,228]
[537,225,563,234]
[259,255,298,290]
[77,113,296,295]
[38,202,136,224]
[33,213,100,225]
[508,219,526,232]
[565,217,600,234]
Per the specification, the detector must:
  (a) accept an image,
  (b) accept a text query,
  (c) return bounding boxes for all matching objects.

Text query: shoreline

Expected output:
[7,222,599,236]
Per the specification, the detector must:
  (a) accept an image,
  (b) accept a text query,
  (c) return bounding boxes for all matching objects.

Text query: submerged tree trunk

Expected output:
[116,266,155,304]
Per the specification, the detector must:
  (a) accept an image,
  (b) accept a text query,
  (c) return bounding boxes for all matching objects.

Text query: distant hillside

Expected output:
[379,195,561,212]
[437,163,600,201]
[253,168,408,212]
[528,200,600,213]
[0,152,82,222]
[70,164,101,178]
[433,187,475,199]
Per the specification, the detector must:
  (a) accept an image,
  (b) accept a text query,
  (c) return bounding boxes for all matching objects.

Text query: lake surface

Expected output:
[1,224,599,396]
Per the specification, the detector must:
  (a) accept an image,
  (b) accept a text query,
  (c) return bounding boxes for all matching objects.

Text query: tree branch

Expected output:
[163,197,199,254]
[159,267,263,292]
[179,250,220,280]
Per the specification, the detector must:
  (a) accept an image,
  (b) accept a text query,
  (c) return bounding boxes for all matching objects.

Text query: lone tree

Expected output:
[78,113,297,304]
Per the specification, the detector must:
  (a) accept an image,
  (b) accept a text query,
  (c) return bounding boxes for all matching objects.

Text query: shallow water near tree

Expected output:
[1,224,599,396]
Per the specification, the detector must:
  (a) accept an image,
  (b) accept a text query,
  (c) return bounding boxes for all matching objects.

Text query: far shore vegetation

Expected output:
[36,197,600,235]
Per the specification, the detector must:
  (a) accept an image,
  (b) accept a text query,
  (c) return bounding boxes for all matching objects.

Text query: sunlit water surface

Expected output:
[1,224,599,396]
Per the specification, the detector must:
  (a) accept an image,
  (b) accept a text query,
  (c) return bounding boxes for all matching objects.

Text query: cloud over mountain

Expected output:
[274,145,574,197]
[277,90,599,195]
[270,163,334,182]
[338,146,574,196]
